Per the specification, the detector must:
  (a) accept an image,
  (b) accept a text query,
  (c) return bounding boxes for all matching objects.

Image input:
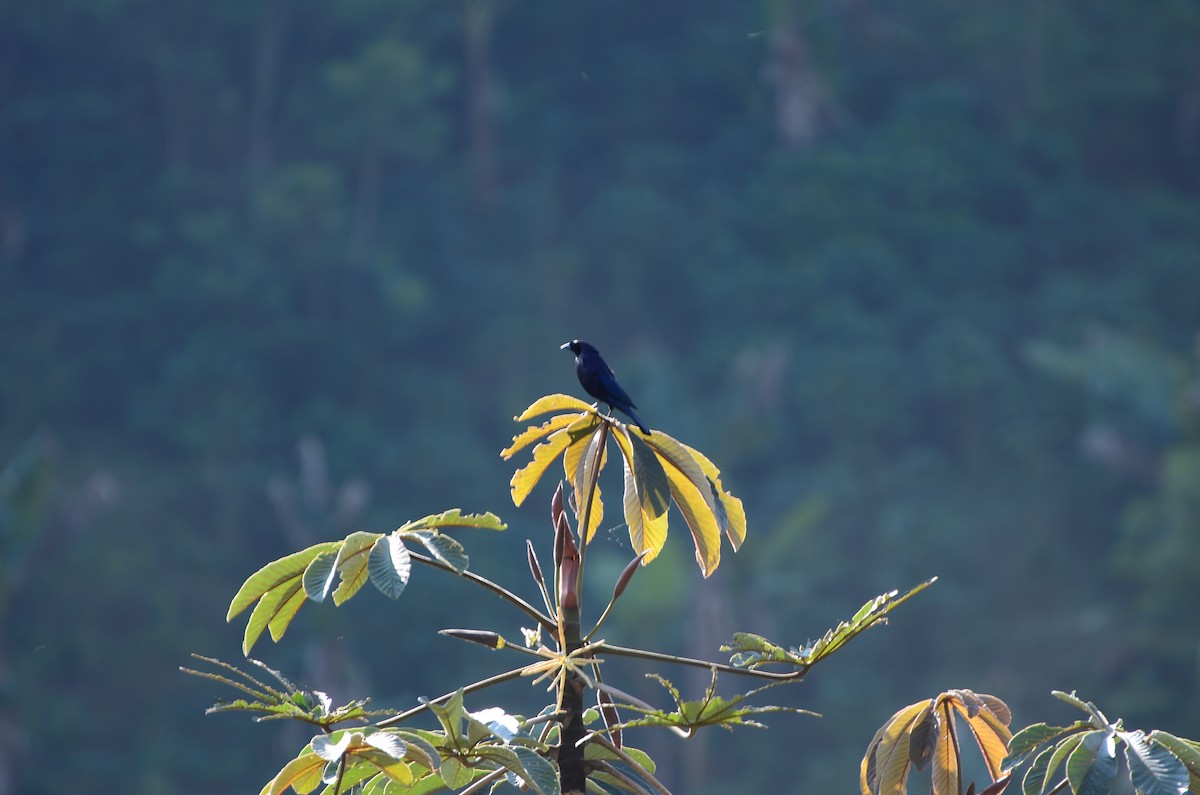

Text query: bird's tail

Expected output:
[624,408,651,436]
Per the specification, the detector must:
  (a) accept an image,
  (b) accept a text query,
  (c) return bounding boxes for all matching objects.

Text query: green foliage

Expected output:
[1003,691,1196,795]
[610,671,816,733]
[723,578,936,672]
[228,511,504,654]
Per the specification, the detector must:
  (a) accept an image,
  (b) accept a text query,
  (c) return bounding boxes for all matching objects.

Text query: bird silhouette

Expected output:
[561,340,651,435]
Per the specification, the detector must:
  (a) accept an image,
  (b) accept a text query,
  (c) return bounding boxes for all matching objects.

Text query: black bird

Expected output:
[561,340,651,435]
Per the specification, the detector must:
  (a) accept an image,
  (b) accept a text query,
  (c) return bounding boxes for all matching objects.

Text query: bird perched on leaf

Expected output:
[561,340,651,435]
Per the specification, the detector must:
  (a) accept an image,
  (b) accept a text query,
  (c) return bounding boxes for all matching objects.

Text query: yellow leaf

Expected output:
[510,427,575,507]
[931,702,961,795]
[613,430,668,562]
[861,700,931,795]
[662,462,721,576]
[563,422,607,541]
[515,393,596,422]
[681,441,747,550]
[243,580,302,655]
[501,413,582,459]
[951,695,1013,779]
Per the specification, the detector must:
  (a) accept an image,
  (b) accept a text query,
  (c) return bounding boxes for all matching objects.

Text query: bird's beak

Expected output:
[560,341,572,350]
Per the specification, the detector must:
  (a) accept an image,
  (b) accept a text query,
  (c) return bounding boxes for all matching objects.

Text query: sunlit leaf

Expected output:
[397,509,507,534]
[1148,732,1200,793]
[564,421,607,542]
[267,586,308,643]
[412,530,469,573]
[660,460,721,576]
[368,534,411,600]
[243,580,301,654]
[611,673,814,733]
[862,700,930,795]
[612,430,668,563]
[265,751,326,795]
[438,756,474,789]
[1066,729,1117,795]
[680,441,747,550]
[510,427,575,507]
[228,542,342,620]
[949,690,1013,779]
[332,531,382,606]
[908,705,937,772]
[313,732,352,762]
[1125,730,1190,795]
[1004,722,1089,772]
[931,701,961,795]
[1043,733,1084,793]
[514,393,596,423]
[502,413,584,459]
[302,550,339,603]
[512,746,559,795]
[1022,746,1054,795]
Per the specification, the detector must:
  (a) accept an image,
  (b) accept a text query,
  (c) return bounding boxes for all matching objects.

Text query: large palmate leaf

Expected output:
[229,510,500,652]
[1003,692,1194,795]
[504,393,745,575]
[725,578,936,673]
[861,689,1012,795]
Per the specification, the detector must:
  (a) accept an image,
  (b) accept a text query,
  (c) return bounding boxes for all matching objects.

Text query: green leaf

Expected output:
[368,534,411,600]
[1066,729,1118,795]
[364,730,408,760]
[302,550,339,603]
[388,730,442,771]
[412,530,469,573]
[438,756,474,789]
[611,672,815,734]
[313,732,352,762]
[513,746,560,795]
[1043,732,1084,793]
[397,509,507,533]
[1124,730,1190,795]
[265,751,326,795]
[332,531,382,606]
[514,393,596,423]
[228,542,342,620]
[1022,746,1054,795]
[425,690,466,745]
[1004,722,1088,771]
[1148,731,1200,777]
[243,579,303,654]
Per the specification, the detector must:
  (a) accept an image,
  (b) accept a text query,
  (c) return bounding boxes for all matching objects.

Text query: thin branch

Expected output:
[595,642,803,681]
[409,549,556,631]
[458,767,507,795]
[376,665,529,728]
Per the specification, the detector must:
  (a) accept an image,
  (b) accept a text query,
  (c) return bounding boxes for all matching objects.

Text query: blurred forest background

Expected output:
[2,1,1200,793]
